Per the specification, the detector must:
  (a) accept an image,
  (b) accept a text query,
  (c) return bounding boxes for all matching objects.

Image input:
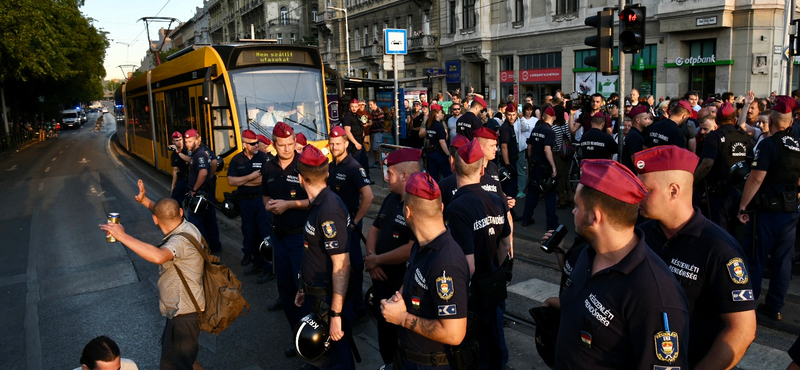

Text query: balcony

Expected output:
[359,43,384,65]
[269,17,300,27]
[408,34,437,60]
[240,0,263,15]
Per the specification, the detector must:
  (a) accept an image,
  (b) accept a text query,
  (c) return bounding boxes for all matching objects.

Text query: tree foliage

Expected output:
[0,0,108,119]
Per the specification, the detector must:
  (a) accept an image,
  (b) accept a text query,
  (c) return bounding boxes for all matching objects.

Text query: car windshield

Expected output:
[229,67,327,141]
[63,113,78,119]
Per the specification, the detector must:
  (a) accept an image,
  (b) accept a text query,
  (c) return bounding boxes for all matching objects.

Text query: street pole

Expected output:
[394,55,400,144]
[788,5,797,94]
[1,87,9,146]
[617,2,625,160]
[328,7,351,77]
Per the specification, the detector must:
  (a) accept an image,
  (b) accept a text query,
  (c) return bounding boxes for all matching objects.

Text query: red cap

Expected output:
[474,126,498,140]
[383,148,422,167]
[544,107,556,117]
[298,145,327,166]
[458,139,484,164]
[330,126,347,138]
[350,99,359,105]
[430,103,443,111]
[405,172,441,200]
[171,131,182,139]
[633,145,699,175]
[579,159,647,204]
[773,96,797,114]
[472,95,487,108]
[242,129,257,140]
[273,122,293,138]
[257,134,271,145]
[421,102,429,108]
[449,134,470,149]
[717,102,736,118]
[184,129,199,138]
[296,133,308,146]
[629,105,648,118]
[506,103,517,112]
[675,100,693,112]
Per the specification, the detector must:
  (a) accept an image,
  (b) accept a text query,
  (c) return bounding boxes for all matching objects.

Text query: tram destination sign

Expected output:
[236,50,314,67]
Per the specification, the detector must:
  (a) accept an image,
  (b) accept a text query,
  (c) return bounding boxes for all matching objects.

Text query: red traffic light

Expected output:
[622,12,637,22]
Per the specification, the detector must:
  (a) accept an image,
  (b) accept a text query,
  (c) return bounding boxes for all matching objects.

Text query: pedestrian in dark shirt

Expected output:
[645,100,692,148]
[499,103,520,197]
[456,96,487,140]
[579,113,617,160]
[420,103,451,181]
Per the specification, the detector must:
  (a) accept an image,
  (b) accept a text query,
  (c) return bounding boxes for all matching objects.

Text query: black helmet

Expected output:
[258,236,273,261]
[187,194,209,215]
[529,306,561,369]
[498,166,512,183]
[364,286,380,319]
[729,160,751,187]
[294,313,331,366]
[537,177,556,193]
[221,192,239,219]
[215,155,225,173]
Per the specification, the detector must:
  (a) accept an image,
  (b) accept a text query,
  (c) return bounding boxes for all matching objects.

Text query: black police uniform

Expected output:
[371,192,414,364]
[579,127,617,160]
[439,165,509,212]
[228,150,272,270]
[445,184,511,370]
[186,144,222,253]
[555,229,690,370]
[499,120,519,196]
[170,146,190,204]
[341,110,371,180]
[699,124,753,232]
[645,118,685,148]
[302,187,354,369]
[398,230,469,369]
[329,154,371,317]
[523,122,558,229]
[261,155,309,329]
[745,129,800,314]
[456,111,483,140]
[621,126,644,173]
[640,209,755,367]
[424,119,452,181]
[790,336,800,364]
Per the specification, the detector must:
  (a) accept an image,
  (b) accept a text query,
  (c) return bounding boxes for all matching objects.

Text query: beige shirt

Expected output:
[157,220,205,318]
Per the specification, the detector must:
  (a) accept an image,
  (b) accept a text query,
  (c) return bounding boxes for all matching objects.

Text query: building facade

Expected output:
[207,0,316,44]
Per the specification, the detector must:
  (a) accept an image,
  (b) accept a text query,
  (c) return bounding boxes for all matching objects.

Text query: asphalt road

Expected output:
[0,107,798,370]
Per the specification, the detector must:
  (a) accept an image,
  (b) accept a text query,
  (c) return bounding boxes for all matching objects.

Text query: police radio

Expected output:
[541,225,568,254]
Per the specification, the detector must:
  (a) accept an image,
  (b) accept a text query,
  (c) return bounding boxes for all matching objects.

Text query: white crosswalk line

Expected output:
[736,342,791,370]
[508,277,560,303]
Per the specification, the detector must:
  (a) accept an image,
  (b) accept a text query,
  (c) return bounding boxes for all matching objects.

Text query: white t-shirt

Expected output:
[447,115,461,140]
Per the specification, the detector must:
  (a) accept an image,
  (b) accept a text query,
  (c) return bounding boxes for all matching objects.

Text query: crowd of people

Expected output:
[94,85,800,370]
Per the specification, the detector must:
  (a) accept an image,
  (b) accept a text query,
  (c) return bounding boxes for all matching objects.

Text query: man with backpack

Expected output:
[99,180,205,370]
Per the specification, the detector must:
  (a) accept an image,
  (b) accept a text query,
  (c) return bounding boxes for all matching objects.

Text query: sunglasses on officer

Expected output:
[243,141,259,146]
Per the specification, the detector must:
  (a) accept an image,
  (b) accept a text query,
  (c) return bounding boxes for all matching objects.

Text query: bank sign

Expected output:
[675,55,716,66]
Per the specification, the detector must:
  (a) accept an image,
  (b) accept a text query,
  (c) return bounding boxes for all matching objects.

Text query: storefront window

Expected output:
[631,44,658,97]
[687,39,717,99]
[521,52,562,106]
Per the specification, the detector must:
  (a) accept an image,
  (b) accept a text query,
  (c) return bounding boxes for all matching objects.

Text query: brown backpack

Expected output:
[173,232,250,335]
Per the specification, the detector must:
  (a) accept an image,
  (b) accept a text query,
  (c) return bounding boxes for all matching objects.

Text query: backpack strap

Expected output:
[171,232,208,315]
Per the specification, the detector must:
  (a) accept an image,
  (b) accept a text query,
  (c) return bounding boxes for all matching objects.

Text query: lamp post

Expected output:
[115,41,131,63]
[328,6,350,77]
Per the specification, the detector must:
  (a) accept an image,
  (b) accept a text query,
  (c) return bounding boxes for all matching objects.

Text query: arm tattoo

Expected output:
[407,316,419,332]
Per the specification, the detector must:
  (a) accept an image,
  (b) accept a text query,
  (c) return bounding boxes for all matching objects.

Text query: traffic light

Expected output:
[619,5,646,54]
[584,8,614,75]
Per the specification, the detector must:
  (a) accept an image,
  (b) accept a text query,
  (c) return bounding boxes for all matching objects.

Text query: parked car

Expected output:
[102,107,109,114]
[61,110,81,129]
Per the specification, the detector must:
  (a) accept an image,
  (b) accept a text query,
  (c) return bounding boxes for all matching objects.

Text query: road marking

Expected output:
[38,183,43,191]
[51,157,56,162]
[78,158,90,164]
[24,203,43,369]
[65,145,69,148]
[44,167,50,173]
[737,342,791,370]
[5,164,17,171]
[59,150,62,154]
[508,277,560,304]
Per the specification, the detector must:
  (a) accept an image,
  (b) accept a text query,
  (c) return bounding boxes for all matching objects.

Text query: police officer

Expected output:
[620,105,650,173]
[456,95,487,140]
[256,134,274,159]
[474,127,513,209]
[296,132,309,154]
[380,172,470,370]
[438,134,472,208]
[294,144,355,370]
[499,102,520,198]
[579,113,617,160]
[555,159,690,370]
[635,146,756,369]
[363,148,420,367]
[328,126,374,320]
[522,107,558,229]
[445,139,512,370]
[167,131,190,205]
[738,96,800,322]
[227,129,274,282]
[694,102,753,233]
[261,122,310,347]
[184,129,222,253]
[645,100,692,148]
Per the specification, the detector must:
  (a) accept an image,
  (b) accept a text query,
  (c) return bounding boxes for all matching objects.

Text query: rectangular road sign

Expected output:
[384,29,407,55]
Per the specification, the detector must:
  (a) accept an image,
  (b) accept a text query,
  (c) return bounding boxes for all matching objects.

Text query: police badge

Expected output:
[654,331,679,363]
[322,220,337,238]
[726,257,749,284]
[360,168,367,178]
[436,271,454,301]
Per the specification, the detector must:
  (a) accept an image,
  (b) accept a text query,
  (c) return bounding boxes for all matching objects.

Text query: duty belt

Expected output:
[237,194,261,200]
[303,283,330,297]
[399,344,450,366]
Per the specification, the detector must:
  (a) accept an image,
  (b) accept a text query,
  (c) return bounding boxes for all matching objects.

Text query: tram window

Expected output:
[213,127,235,158]
[132,96,152,139]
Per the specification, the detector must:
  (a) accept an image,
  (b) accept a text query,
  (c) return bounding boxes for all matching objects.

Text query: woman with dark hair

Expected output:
[77,336,138,370]
[419,103,452,181]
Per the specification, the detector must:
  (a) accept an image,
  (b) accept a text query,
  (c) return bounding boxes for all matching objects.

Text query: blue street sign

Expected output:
[384,29,407,55]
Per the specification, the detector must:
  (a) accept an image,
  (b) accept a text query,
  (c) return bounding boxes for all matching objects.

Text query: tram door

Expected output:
[154,92,172,174]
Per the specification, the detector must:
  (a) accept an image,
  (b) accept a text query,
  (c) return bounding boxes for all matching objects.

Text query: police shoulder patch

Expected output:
[436,270,454,301]
[654,331,679,363]
[324,241,339,250]
[359,168,367,178]
[322,220,337,238]
[726,257,749,284]
[731,289,754,301]
[438,304,457,316]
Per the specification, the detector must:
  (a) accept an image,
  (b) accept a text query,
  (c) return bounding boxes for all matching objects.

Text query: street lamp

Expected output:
[115,41,131,63]
[328,6,350,77]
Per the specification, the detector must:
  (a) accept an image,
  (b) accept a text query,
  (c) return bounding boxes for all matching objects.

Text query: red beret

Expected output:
[544,107,556,117]
[675,100,693,112]
[629,105,648,118]
[242,129,257,140]
[184,129,199,138]
[579,159,647,204]
[449,134,470,149]
[593,111,606,119]
[633,145,699,175]
[421,102,429,108]
[273,122,293,138]
[383,148,421,167]
[296,133,308,146]
[430,103,443,111]
[506,103,517,112]
[329,126,347,138]
[773,96,797,114]
[298,145,327,166]
[405,172,441,200]
[717,102,736,118]
[458,139,484,164]
[472,95,487,108]
[474,127,498,140]
[350,99,359,104]
[257,134,271,145]
[171,131,182,139]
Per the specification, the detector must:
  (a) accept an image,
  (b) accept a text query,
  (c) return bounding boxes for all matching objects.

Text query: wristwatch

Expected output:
[329,310,342,318]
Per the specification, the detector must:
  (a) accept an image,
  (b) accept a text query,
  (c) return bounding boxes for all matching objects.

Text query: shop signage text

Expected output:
[675,55,716,66]
[446,61,460,84]
[520,68,562,83]
[696,16,717,26]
